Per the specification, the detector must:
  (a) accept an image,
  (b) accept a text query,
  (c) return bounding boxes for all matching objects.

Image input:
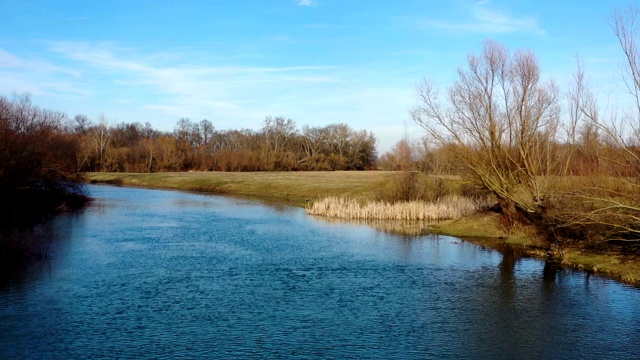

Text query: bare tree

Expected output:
[612,4,640,116]
[262,116,296,153]
[379,138,415,171]
[346,129,377,170]
[554,5,640,241]
[325,123,350,157]
[607,4,640,173]
[412,40,561,222]
[299,125,326,169]
[91,114,112,172]
[71,114,92,135]
[261,116,296,170]
[199,119,215,146]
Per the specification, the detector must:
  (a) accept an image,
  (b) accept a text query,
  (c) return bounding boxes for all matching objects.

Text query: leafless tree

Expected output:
[90,114,111,172]
[412,40,561,222]
[199,119,215,147]
[553,5,640,241]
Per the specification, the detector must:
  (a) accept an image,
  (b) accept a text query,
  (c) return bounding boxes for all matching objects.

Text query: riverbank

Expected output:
[85,171,390,207]
[84,172,640,286]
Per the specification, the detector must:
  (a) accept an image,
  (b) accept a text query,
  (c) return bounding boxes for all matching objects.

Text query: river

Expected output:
[0,185,639,359]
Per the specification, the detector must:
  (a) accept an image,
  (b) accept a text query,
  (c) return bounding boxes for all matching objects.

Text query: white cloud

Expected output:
[0,49,22,67]
[416,3,544,36]
[474,8,544,35]
[296,0,317,7]
[42,41,348,129]
[0,47,86,98]
[0,47,81,75]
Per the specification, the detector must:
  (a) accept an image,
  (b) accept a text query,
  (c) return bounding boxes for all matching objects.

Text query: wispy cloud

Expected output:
[296,0,317,7]
[0,49,22,67]
[48,41,338,82]
[0,48,81,75]
[0,47,87,97]
[0,39,413,151]
[44,41,342,126]
[475,7,544,35]
[416,3,544,36]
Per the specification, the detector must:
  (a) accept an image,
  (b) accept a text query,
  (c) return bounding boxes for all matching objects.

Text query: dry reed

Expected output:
[305,195,478,221]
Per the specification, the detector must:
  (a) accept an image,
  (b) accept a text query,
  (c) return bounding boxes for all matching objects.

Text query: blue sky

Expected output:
[0,0,631,152]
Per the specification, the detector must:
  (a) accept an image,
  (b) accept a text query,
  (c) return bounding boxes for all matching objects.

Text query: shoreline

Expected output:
[85,172,640,287]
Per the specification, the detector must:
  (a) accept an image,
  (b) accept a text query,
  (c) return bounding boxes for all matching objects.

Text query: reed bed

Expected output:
[305,195,478,221]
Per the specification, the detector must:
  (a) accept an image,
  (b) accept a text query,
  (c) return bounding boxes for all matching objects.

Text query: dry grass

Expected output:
[431,212,510,238]
[85,171,398,207]
[305,195,478,221]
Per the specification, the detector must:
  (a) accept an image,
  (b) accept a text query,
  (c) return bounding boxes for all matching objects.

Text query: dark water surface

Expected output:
[1,185,639,359]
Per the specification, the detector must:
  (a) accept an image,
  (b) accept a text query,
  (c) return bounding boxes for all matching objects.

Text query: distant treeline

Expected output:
[72,115,377,172]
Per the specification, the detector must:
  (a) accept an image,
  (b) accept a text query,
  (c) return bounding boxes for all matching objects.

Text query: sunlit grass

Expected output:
[85,171,399,206]
[560,247,640,285]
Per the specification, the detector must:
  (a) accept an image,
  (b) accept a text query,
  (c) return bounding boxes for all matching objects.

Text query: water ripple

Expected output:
[0,185,638,359]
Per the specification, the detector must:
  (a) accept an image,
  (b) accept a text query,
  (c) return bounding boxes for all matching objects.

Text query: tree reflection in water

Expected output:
[0,212,81,290]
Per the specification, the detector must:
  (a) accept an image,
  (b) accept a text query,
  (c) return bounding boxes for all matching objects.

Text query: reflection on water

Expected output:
[0,185,638,359]
[0,211,82,284]
[312,215,434,236]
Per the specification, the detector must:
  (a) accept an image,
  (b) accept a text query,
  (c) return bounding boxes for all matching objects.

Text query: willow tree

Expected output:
[411,40,561,222]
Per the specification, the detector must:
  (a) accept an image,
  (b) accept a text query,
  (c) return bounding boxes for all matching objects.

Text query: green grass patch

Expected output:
[560,247,640,285]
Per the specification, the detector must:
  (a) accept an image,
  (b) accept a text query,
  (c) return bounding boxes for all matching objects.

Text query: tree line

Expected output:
[72,115,377,173]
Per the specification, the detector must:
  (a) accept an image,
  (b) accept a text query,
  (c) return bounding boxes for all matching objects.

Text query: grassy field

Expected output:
[85,171,398,207]
[85,171,640,286]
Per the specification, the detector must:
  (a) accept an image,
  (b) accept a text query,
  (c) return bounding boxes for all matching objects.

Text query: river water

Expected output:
[0,185,639,359]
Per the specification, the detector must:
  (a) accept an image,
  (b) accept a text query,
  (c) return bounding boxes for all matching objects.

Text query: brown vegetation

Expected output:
[0,94,88,265]
[72,115,377,173]
[0,94,86,226]
[546,6,640,244]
